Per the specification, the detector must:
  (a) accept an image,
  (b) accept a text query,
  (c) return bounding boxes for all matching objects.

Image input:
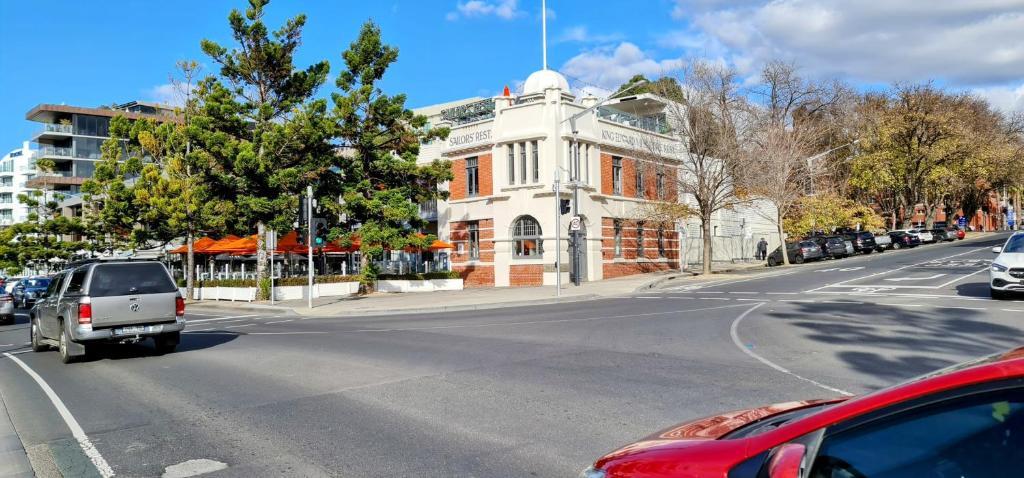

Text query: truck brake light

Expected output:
[78,303,92,324]
[175,297,185,317]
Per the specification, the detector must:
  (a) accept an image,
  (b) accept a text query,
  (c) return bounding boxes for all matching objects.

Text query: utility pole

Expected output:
[554,170,562,297]
[570,140,582,286]
[307,185,313,309]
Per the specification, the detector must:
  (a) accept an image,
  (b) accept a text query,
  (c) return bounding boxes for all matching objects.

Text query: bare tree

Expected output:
[641,60,750,274]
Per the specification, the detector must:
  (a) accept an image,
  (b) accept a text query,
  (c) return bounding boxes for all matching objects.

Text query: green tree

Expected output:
[81,116,147,251]
[330,21,452,285]
[0,189,90,274]
[195,0,333,286]
[615,74,684,101]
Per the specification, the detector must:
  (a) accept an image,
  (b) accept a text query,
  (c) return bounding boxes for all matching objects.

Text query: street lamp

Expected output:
[560,78,648,286]
[804,139,860,196]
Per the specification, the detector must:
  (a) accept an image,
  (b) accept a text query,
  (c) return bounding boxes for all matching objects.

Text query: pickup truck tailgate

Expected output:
[90,292,177,327]
[86,262,179,328]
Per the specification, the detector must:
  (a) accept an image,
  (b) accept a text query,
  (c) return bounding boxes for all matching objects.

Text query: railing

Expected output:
[36,145,73,158]
[419,199,438,220]
[597,107,669,134]
[35,123,73,136]
[373,259,449,275]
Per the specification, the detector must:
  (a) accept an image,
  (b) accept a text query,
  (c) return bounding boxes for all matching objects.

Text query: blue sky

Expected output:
[2,0,1022,150]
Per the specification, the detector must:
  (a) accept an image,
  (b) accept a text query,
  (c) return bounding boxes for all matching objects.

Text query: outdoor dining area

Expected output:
[166,231,454,281]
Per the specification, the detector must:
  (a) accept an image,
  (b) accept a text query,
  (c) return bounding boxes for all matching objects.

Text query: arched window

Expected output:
[512,216,543,257]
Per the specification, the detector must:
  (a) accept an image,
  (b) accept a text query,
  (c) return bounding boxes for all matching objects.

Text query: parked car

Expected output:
[932,228,957,242]
[872,232,892,251]
[0,292,13,325]
[893,228,933,244]
[12,277,51,309]
[952,225,966,240]
[767,241,823,266]
[841,239,854,255]
[839,231,877,254]
[580,346,1024,478]
[888,231,921,249]
[2,278,19,294]
[808,236,848,259]
[990,232,1024,299]
[29,260,185,363]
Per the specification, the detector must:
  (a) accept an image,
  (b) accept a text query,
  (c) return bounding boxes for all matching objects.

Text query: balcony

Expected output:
[419,200,439,221]
[33,123,73,140]
[597,107,669,134]
[26,172,85,188]
[35,145,74,159]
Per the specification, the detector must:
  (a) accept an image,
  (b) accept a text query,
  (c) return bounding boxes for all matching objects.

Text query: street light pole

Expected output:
[307,185,313,310]
[554,170,561,297]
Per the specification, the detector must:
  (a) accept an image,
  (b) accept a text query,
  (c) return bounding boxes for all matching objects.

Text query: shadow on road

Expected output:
[81,331,237,362]
[763,302,1021,382]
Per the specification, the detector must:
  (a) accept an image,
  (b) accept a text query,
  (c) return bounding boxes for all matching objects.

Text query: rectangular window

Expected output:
[636,222,645,257]
[531,141,539,183]
[519,142,527,184]
[612,157,622,195]
[656,171,665,200]
[466,157,479,197]
[570,142,579,181]
[66,268,89,294]
[507,144,515,185]
[635,165,644,199]
[468,222,480,260]
[613,220,623,257]
[88,263,176,297]
[657,228,666,258]
[583,144,590,185]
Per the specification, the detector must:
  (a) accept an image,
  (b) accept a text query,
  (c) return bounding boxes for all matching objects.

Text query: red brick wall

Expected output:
[600,216,679,278]
[448,153,492,201]
[450,218,495,287]
[509,264,543,287]
[600,153,613,195]
[622,158,637,198]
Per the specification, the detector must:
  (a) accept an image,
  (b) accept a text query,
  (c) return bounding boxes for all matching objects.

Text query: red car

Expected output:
[581,347,1024,478]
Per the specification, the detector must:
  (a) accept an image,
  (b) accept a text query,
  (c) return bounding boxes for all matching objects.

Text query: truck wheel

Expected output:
[59,322,76,364]
[30,318,47,352]
[154,332,180,354]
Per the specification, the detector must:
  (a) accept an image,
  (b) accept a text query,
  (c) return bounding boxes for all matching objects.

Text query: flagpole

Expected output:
[542,0,547,70]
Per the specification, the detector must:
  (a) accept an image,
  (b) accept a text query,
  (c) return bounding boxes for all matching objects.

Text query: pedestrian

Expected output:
[756,237,768,261]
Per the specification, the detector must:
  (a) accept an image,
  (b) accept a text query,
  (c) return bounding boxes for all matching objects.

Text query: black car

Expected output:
[767,240,824,266]
[809,235,849,259]
[840,231,877,254]
[888,231,921,249]
[12,277,51,309]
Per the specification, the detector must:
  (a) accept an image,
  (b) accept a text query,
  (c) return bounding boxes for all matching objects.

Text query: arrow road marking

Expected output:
[883,274,946,282]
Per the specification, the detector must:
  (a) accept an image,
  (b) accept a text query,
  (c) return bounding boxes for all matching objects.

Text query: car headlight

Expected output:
[992,263,1008,273]
[579,466,606,478]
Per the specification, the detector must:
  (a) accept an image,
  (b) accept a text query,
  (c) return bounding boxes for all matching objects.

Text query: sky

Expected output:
[1,0,1023,150]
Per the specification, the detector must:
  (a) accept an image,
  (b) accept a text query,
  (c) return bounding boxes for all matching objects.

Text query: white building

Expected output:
[413,69,780,288]
[0,141,38,227]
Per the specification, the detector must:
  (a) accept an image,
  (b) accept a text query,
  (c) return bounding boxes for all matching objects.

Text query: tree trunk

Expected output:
[701,219,712,275]
[185,229,195,301]
[256,221,268,285]
[360,250,372,293]
[778,211,790,266]
[1015,190,1021,231]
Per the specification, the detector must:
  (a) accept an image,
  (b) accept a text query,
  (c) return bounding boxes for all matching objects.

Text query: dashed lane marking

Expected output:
[3,353,115,477]
[1003,309,1024,312]
[766,292,799,295]
[933,306,986,311]
[265,320,294,324]
[729,303,853,396]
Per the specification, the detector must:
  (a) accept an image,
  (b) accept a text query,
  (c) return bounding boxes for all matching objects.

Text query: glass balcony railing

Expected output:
[35,123,73,136]
[36,145,74,158]
[419,200,438,220]
[597,107,670,134]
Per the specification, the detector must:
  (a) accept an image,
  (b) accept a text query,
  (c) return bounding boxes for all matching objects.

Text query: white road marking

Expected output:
[695,291,724,294]
[162,458,228,478]
[729,304,853,396]
[247,331,328,335]
[933,306,986,311]
[1002,309,1024,312]
[933,267,990,288]
[224,324,254,329]
[729,292,759,295]
[265,319,294,324]
[780,299,817,303]
[636,296,663,299]
[883,274,946,282]
[766,292,799,295]
[350,303,753,333]
[185,314,258,324]
[3,353,115,477]
[805,246,990,293]
[736,298,762,302]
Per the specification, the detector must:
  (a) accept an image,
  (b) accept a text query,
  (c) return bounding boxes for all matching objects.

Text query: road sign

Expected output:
[569,216,581,231]
[958,216,967,228]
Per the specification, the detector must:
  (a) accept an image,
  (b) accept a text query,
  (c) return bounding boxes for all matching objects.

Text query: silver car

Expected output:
[0,292,13,325]
[30,260,186,363]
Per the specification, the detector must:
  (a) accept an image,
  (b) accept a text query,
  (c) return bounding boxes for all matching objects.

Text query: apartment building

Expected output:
[0,141,37,226]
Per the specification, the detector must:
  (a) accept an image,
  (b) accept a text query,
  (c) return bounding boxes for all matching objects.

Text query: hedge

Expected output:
[191,275,360,288]
[377,271,461,280]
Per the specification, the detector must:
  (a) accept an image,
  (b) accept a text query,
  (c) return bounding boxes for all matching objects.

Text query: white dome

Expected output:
[522,69,570,95]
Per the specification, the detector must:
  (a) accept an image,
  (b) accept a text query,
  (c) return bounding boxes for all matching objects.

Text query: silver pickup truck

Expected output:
[29,260,186,363]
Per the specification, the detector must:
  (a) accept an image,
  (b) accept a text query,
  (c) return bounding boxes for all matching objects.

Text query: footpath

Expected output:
[188,261,767,317]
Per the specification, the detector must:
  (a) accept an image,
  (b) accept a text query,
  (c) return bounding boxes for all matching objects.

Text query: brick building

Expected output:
[413,69,777,288]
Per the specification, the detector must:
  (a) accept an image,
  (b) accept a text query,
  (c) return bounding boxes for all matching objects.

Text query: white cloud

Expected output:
[972,82,1024,115]
[560,42,684,91]
[556,25,623,44]
[668,0,1024,86]
[144,83,184,107]
[447,0,522,21]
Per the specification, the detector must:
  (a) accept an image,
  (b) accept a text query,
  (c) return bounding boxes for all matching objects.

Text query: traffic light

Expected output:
[297,197,309,227]
[560,199,571,215]
[296,228,306,245]
[314,222,327,246]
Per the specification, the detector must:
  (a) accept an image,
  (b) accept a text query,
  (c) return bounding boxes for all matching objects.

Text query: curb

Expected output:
[0,390,33,478]
[308,293,603,317]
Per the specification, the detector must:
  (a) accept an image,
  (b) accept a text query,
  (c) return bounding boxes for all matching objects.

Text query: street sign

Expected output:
[958,216,967,228]
[569,216,581,231]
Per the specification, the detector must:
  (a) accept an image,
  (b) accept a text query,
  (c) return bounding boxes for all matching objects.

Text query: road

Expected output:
[0,233,1020,477]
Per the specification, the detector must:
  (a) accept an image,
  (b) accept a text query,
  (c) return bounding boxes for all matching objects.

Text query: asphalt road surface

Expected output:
[0,233,1020,477]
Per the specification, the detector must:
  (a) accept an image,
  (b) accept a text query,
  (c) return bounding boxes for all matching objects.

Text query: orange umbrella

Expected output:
[206,235,256,254]
[169,237,217,254]
[429,239,454,250]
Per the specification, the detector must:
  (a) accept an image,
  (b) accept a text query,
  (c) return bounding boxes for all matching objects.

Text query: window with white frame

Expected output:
[531,141,539,183]
[466,156,479,197]
[636,221,645,257]
[468,221,480,260]
[519,141,527,184]
[656,170,665,200]
[512,215,543,257]
[507,144,515,185]
[657,227,666,257]
[635,165,644,199]
[613,220,623,257]
[612,156,623,195]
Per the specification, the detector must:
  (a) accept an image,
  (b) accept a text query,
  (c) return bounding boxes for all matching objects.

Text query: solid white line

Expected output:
[729,304,853,396]
[766,292,799,295]
[636,296,662,299]
[933,267,990,288]
[185,314,258,324]
[730,291,759,295]
[248,331,328,335]
[3,353,115,477]
[736,298,762,302]
[934,306,985,311]
[224,324,254,329]
[350,303,753,333]
[265,319,294,324]
[695,291,724,294]
[1003,309,1024,312]
[804,246,990,293]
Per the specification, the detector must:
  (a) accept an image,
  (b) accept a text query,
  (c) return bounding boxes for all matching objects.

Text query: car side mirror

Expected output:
[992,246,1002,254]
[768,443,806,478]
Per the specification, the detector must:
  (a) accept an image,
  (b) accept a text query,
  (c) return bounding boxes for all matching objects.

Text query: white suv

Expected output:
[990,232,1024,299]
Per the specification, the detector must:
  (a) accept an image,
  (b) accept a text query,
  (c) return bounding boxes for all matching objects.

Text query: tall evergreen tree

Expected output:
[195,0,333,287]
[330,21,452,283]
